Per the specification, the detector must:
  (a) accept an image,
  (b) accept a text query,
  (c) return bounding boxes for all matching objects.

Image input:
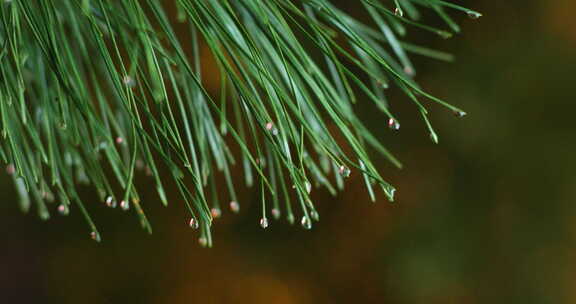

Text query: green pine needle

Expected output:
[0,0,479,246]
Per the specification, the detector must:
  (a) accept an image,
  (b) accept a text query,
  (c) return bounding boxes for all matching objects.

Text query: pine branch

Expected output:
[0,0,480,246]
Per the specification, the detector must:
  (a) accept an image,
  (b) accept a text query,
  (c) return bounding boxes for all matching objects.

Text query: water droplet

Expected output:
[311,210,319,221]
[305,181,312,194]
[122,75,136,87]
[377,80,389,89]
[437,30,453,39]
[265,122,279,136]
[229,201,240,213]
[105,196,116,208]
[90,231,101,242]
[210,208,221,219]
[120,200,130,211]
[387,187,396,202]
[188,218,199,229]
[58,204,69,215]
[255,157,266,167]
[339,165,351,178]
[135,159,144,170]
[198,237,208,247]
[97,141,108,150]
[403,66,415,76]
[115,137,124,145]
[301,216,312,230]
[6,164,15,175]
[454,110,467,118]
[388,118,400,130]
[260,217,269,229]
[466,11,482,19]
[394,7,403,17]
[271,208,281,219]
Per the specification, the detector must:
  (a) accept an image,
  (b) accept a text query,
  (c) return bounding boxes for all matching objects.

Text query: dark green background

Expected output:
[2,0,574,303]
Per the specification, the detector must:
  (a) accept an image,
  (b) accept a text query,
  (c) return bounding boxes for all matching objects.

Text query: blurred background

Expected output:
[1,0,575,303]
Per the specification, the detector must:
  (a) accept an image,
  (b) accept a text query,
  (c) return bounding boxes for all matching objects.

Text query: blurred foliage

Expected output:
[1,0,575,303]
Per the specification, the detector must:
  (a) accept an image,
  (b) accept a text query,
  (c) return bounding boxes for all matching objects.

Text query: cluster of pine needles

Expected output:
[0,0,480,246]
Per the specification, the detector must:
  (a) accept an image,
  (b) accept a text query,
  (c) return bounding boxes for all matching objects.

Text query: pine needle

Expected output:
[0,0,479,245]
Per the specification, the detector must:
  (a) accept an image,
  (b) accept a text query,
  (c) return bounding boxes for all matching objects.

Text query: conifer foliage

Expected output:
[0,0,480,246]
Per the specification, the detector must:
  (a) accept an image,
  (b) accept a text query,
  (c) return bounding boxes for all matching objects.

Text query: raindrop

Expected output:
[255,157,266,167]
[120,200,130,211]
[198,237,208,247]
[301,216,312,230]
[135,159,145,170]
[105,196,116,208]
[58,204,69,215]
[210,207,221,219]
[436,30,453,39]
[90,231,101,242]
[229,201,240,213]
[387,187,396,202]
[188,218,199,229]
[311,210,320,221]
[377,80,389,89]
[454,110,467,118]
[305,181,312,194]
[122,75,136,87]
[6,164,15,175]
[266,122,279,136]
[403,66,415,76]
[388,118,400,130]
[271,208,281,219]
[466,11,482,19]
[260,217,269,229]
[339,165,351,178]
